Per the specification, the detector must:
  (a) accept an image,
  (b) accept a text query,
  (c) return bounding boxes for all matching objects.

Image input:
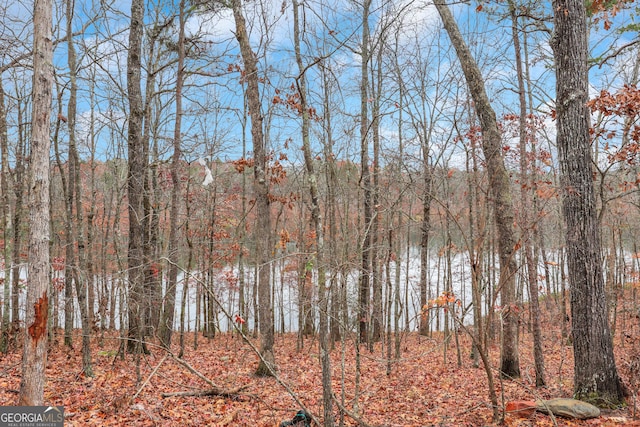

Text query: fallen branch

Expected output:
[332,393,374,427]
[171,354,218,389]
[161,353,253,400]
[162,257,321,427]
[133,354,168,401]
[162,385,250,399]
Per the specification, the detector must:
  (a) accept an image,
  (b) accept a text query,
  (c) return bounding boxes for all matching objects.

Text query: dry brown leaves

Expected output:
[1,299,639,426]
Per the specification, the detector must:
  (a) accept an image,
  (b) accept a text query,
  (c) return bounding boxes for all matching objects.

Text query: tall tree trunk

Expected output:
[466,140,482,366]
[19,0,53,404]
[126,0,147,355]
[159,0,186,347]
[321,65,340,345]
[293,1,333,423]
[238,108,248,335]
[11,97,26,331]
[510,3,544,387]
[86,95,97,332]
[419,144,433,337]
[204,183,218,339]
[142,31,161,336]
[550,0,626,405]
[179,178,193,358]
[1,80,13,352]
[370,44,383,344]
[359,0,373,345]
[66,0,93,376]
[231,0,275,376]
[435,1,520,378]
[51,85,73,348]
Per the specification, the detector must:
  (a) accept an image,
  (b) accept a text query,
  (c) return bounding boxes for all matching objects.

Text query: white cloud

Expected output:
[186,9,236,43]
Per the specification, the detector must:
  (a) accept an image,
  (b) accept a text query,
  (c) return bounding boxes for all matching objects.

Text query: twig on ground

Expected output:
[161,385,249,399]
[332,392,375,427]
[132,354,168,401]
[161,352,253,400]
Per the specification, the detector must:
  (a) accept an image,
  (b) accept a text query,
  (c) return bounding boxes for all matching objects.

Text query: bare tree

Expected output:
[231,0,276,376]
[126,0,148,355]
[509,2,544,387]
[550,0,626,405]
[435,1,521,379]
[0,80,11,353]
[358,0,373,345]
[292,0,333,423]
[66,0,93,376]
[159,0,187,348]
[19,0,53,405]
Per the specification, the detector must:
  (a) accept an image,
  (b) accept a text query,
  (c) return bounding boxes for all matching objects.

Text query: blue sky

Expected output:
[0,0,638,171]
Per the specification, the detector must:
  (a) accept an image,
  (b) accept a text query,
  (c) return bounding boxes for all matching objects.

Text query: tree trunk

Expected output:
[419,154,433,336]
[358,0,373,345]
[180,178,194,358]
[126,0,147,355]
[159,0,186,347]
[11,98,26,332]
[19,0,53,404]
[52,84,74,349]
[510,3,544,387]
[139,26,162,337]
[1,80,13,353]
[293,1,333,422]
[231,0,275,376]
[370,43,384,344]
[143,44,161,337]
[321,65,341,345]
[435,1,520,379]
[238,109,249,336]
[66,0,93,376]
[466,137,483,366]
[550,0,626,405]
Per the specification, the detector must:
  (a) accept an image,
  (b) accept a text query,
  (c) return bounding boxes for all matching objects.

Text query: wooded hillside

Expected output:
[1,0,639,424]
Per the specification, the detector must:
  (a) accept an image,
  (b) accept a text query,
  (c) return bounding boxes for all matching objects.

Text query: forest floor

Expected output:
[1,298,639,426]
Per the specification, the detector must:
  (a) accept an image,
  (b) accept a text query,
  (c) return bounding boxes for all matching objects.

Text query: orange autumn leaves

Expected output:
[422,291,461,321]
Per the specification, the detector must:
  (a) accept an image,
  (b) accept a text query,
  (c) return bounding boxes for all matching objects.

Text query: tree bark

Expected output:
[126,0,147,354]
[19,0,53,405]
[66,0,93,376]
[231,0,275,376]
[550,0,626,405]
[293,1,333,423]
[370,42,383,344]
[510,3,544,387]
[159,0,186,348]
[0,80,12,352]
[419,145,433,337]
[358,0,373,345]
[320,65,341,345]
[435,1,520,379]
[11,97,26,332]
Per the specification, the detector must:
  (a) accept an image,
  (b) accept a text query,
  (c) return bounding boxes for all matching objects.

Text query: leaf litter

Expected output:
[0,301,638,426]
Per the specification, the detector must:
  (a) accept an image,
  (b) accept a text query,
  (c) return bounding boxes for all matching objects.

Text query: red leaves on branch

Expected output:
[278,228,291,249]
[272,86,321,121]
[52,256,65,271]
[587,0,633,30]
[427,291,459,309]
[588,85,640,118]
[588,85,640,165]
[231,157,255,173]
[269,160,287,184]
[149,263,160,279]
